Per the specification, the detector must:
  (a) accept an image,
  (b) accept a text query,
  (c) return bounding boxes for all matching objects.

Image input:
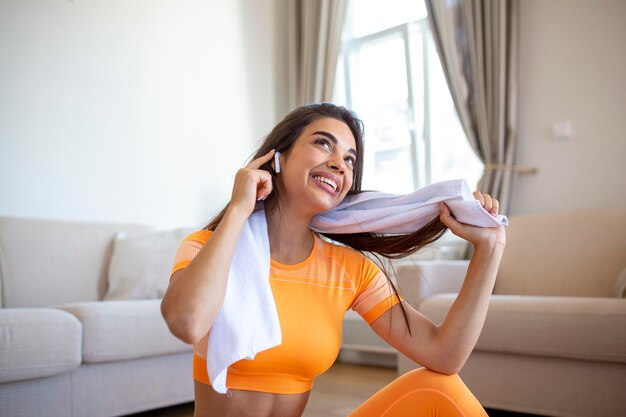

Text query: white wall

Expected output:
[510,0,626,215]
[0,0,281,229]
[4,0,622,229]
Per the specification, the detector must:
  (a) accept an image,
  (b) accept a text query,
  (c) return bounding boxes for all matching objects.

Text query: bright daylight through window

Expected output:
[334,0,483,194]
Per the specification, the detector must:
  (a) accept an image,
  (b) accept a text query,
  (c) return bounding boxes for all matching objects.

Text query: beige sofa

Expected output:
[0,216,195,417]
[396,207,626,417]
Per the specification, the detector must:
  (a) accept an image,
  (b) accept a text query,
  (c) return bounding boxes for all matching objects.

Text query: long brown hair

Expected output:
[205,103,448,333]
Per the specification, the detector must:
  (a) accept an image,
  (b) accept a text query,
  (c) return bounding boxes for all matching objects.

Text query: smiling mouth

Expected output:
[312,175,338,193]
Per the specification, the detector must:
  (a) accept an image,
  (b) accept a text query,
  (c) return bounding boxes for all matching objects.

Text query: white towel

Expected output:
[310,179,508,233]
[207,210,281,394]
[207,178,507,393]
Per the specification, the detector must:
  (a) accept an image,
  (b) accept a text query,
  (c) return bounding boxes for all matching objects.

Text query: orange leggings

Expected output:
[348,368,488,417]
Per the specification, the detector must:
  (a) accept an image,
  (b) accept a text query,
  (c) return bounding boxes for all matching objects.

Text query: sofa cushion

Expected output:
[104,228,193,300]
[420,294,626,364]
[53,300,192,363]
[0,308,82,383]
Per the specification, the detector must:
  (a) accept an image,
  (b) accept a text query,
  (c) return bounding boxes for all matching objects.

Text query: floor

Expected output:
[126,362,544,417]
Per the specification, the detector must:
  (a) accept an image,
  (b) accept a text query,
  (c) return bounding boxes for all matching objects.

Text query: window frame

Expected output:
[340,18,434,191]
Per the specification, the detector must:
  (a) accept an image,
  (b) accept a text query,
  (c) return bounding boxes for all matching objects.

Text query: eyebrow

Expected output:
[312,130,358,157]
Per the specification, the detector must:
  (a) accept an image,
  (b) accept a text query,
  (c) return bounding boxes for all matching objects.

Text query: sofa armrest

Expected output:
[0,308,82,383]
[395,260,469,308]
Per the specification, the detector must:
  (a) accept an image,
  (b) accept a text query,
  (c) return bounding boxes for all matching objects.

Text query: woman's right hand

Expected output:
[228,149,276,217]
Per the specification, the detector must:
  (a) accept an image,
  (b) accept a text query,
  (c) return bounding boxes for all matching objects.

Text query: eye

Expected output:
[344,156,357,167]
[314,138,332,150]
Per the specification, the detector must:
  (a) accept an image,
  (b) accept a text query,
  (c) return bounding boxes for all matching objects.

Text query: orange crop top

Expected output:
[170,230,400,394]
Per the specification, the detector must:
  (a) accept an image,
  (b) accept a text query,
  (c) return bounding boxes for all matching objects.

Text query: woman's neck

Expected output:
[265,202,315,265]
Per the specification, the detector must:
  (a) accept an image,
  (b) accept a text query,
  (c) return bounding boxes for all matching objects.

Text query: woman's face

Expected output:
[277,117,357,216]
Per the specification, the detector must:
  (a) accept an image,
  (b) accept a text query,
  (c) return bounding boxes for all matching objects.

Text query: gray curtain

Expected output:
[425,0,519,215]
[287,0,347,108]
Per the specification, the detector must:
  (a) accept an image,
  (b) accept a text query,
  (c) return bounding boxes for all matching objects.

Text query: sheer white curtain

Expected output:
[287,0,347,108]
[425,0,519,214]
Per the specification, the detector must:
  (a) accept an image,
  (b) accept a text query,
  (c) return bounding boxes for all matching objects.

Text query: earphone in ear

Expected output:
[274,151,281,173]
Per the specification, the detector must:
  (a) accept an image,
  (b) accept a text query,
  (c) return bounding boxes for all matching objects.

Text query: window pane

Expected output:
[425,34,484,189]
[336,1,483,195]
[408,25,426,186]
[348,35,415,194]
[350,35,407,107]
[347,0,427,38]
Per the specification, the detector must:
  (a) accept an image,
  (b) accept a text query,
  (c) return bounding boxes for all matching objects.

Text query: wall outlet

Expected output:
[552,122,573,140]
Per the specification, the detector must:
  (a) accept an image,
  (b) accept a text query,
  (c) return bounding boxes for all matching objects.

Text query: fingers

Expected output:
[438,202,459,229]
[473,190,488,208]
[491,198,499,215]
[483,194,493,212]
[256,170,274,201]
[473,191,499,215]
[246,149,276,170]
[230,165,274,211]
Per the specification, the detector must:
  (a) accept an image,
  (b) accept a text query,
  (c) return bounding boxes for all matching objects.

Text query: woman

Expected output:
[161,103,506,417]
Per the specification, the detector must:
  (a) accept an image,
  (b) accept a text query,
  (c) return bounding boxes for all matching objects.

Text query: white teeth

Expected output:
[313,175,337,191]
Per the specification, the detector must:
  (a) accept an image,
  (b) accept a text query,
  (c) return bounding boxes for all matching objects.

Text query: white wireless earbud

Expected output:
[274,151,281,173]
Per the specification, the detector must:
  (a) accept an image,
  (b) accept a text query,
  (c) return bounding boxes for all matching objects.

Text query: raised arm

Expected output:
[160,150,276,344]
[370,192,506,374]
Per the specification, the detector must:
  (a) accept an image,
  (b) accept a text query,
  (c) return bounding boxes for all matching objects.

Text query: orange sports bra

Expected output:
[170,230,399,394]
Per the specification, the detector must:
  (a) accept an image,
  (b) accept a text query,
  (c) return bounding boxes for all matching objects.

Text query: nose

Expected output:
[327,157,345,174]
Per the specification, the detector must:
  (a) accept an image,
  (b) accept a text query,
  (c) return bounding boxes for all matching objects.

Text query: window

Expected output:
[334,0,483,194]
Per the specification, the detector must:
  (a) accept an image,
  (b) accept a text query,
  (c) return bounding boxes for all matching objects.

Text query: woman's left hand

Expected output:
[438,191,506,249]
